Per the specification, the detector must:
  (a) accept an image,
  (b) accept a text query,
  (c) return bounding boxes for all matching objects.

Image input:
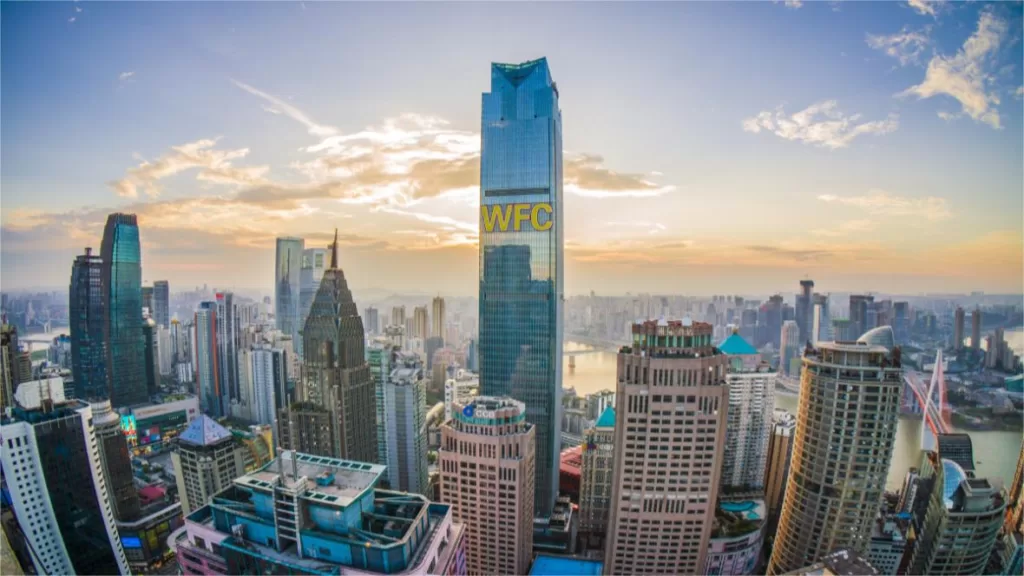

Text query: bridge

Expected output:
[903,349,953,452]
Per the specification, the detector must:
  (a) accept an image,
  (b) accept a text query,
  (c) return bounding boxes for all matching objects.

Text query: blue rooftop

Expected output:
[595,406,616,428]
[718,332,758,356]
[178,414,233,446]
[530,554,603,576]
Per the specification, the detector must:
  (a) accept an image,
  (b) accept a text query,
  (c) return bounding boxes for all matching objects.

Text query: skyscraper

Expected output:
[275,236,304,352]
[764,409,796,523]
[142,285,154,316]
[251,345,288,430]
[413,305,429,339]
[391,305,406,328]
[954,307,965,350]
[439,397,535,575]
[69,246,108,400]
[384,352,428,494]
[298,245,330,357]
[367,341,393,467]
[194,301,222,417]
[767,337,902,574]
[796,279,814,344]
[92,399,142,521]
[432,296,446,340]
[579,406,615,550]
[812,293,831,344]
[779,319,800,376]
[0,323,21,408]
[478,57,564,517]
[972,306,982,350]
[101,212,147,407]
[605,320,729,574]
[294,230,376,462]
[364,306,380,336]
[153,280,169,327]
[171,414,246,515]
[0,378,131,576]
[216,291,238,409]
[719,331,775,491]
[849,294,875,338]
[143,317,159,397]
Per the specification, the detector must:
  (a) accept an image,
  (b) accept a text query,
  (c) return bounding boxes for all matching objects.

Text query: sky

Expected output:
[2,1,1022,297]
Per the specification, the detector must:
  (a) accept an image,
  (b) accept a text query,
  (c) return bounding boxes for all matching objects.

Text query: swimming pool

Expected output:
[720,501,761,520]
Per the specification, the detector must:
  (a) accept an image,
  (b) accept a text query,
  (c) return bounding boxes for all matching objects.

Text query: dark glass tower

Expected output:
[101,213,147,407]
[295,230,376,462]
[275,237,304,352]
[216,291,238,408]
[153,280,170,327]
[478,57,564,516]
[70,247,108,400]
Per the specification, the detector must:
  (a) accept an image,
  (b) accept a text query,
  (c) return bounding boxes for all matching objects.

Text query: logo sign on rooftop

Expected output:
[462,405,475,418]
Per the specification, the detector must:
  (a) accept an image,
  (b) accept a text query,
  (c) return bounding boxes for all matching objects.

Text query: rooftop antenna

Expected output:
[330,228,339,269]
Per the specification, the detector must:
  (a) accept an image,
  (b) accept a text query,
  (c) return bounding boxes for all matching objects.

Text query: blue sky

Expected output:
[2,1,1022,296]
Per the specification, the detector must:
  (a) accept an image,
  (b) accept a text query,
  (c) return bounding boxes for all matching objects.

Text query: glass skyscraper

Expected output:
[153,280,170,327]
[478,57,564,516]
[70,247,108,400]
[275,237,304,352]
[101,213,147,407]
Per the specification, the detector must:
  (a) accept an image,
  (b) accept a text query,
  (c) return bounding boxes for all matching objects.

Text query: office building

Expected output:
[432,296,446,340]
[275,236,304,353]
[364,306,380,336]
[779,320,800,377]
[719,332,775,491]
[277,401,335,456]
[0,378,130,575]
[384,352,428,494]
[194,302,222,417]
[216,292,239,408]
[604,319,729,574]
[831,318,857,342]
[153,280,169,327]
[69,246,108,400]
[120,395,200,456]
[439,397,535,575]
[143,317,159,397]
[954,307,965,350]
[171,450,467,576]
[905,448,1006,575]
[796,279,814,344]
[971,307,982,350]
[868,515,909,576]
[251,345,288,431]
[171,415,247,515]
[93,399,142,521]
[812,293,831,344]
[413,305,429,339]
[298,245,331,357]
[444,371,479,422]
[579,406,615,550]
[101,212,147,407]
[293,231,376,462]
[767,338,902,574]
[892,301,909,344]
[478,57,564,516]
[764,409,796,522]
[391,305,406,328]
[142,285,154,316]
[849,294,875,338]
[157,324,173,375]
[367,341,393,468]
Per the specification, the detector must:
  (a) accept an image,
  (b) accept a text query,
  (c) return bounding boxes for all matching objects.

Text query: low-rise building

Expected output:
[867,514,909,575]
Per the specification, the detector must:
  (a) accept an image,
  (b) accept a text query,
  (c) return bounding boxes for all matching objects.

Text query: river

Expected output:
[563,341,1023,491]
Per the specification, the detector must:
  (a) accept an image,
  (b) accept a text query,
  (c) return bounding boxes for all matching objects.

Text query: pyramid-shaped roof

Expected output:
[595,406,616,428]
[179,414,233,447]
[718,332,758,356]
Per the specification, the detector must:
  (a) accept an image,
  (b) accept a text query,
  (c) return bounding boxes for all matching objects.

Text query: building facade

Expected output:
[439,397,536,575]
[413,306,429,340]
[767,340,902,574]
[578,406,615,549]
[764,409,796,522]
[384,352,428,494]
[868,515,908,575]
[153,280,169,327]
[954,307,965,350]
[277,402,335,457]
[719,332,775,491]
[101,212,147,407]
[194,302,222,417]
[216,291,239,410]
[432,296,446,340]
[477,58,564,517]
[93,399,142,521]
[298,245,330,357]
[69,246,108,400]
[171,415,247,515]
[368,341,393,468]
[604,320,729,574]
[275,236,304,353]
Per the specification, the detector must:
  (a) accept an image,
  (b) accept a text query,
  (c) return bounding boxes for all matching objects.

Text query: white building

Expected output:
[444,371,479,421]
[252,346,288,436]
[157,324,174,375]
[385,352,428,494]
[719,332,776,490]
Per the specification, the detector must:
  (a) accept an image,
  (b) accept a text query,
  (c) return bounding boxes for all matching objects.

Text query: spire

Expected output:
[331,228,338,269]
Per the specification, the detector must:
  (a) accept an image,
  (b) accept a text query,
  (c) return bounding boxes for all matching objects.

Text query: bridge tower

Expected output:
[920,349,951,451]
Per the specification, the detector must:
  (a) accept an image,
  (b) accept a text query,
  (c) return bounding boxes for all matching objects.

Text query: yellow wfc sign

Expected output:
[481,203,554,232]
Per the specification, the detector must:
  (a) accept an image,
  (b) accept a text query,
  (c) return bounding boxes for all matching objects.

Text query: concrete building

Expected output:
[764,409,797,523]
[954,307,965,350]
[93,399,142,521]
[971,307,982,350]
[413,305,429,340]
[578,406,615,550]
[278,402,335,457]
[867,515,909,575]
[719,332,775,491]
[796,279,814,345]
[364,306,380,336]
[432,296,446,341]
[0,378,130,575]
[705,500,767,576]
[368,341,393,468]
[779,320,801,377]
[391,305,406,328]
[251,345,288,432]
[443,371,478,422]
[171,414,247,515]
[153,280,170,327]
[384,352,428,494]
[438,397,535,575]
[170,451,467,576]
[605,319,729,575]
[782,548,880,575]
[767,339,902,574]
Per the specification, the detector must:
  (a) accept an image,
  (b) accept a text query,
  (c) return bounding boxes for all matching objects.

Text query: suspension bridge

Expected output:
[903,349,953,452]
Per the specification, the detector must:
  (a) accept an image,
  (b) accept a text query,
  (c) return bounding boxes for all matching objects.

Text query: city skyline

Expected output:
[3,2,1023,296]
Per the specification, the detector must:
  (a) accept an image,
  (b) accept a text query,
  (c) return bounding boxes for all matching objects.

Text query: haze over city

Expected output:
[3,1,1022,296]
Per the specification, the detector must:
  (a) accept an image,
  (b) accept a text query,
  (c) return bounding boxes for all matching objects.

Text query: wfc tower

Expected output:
[478,57,564,517]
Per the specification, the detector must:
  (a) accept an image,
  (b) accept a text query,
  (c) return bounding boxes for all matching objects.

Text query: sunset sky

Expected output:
[2,1,1022,296]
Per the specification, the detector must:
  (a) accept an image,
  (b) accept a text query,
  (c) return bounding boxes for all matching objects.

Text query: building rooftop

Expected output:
[595,406,616,428]
[239,451,385,510]
[857,326,896,352]
[560,446,582,478]
[529,554,603,576]
[719,332,759,356]
[178,414,233,447]
[784,548,880,575]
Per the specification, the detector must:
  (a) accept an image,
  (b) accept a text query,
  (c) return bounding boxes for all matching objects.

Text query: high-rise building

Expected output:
[277,401,335,456]
[216,291,239,408]
[251,345,288,432]
[413,305,429,339]
[391,305,406,328]
[92,399,142,521]
[275,237,304,353]
[605,320,729,574]
[0,378,131,575]
[579,406,615,550]
[364,306,380,337]
[764,409,796,523]
[767,337,902,574]
[439,397,535,575]
[812,293,831,344]
[157,324,173,376]
[719,332,775,491]
[849,294,875,338]
[1007,441,1024,535]
[101,213,147,407]
[153,280,169,327]
[0,323,21,409]
[796,279,814,344]
[194,302,222,417]
[425,335,444,370]
[293,231,376,463]
[954,307,965,350]
[779,320,801,376]
[432,296,446,340]
[367,341,393,467]
[478,58,564,516]
[868,514,909,576]
[971,307,982,350]
[171,414,247,515]
[142,285,154,316]
[893,301,910,344]
[142,317,159,397]
[171,450,467,576]
[69,246,108,400]
[298,245,331,357]
[384,352,428,494]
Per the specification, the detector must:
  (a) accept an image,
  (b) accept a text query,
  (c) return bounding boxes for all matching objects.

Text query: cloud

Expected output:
[867,27,931,67]
[810,219,877,237]
[907,0,942,18]
[817,190,951,221]
[784,0,803,8]
[742,101,898,149]
[119,71,135,81]
[75,5,82,12]
[232,79,338,136]
[68,17,76,23]
[108,138,269,198]
[564,155,674,198]
[899,10,1008,129]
